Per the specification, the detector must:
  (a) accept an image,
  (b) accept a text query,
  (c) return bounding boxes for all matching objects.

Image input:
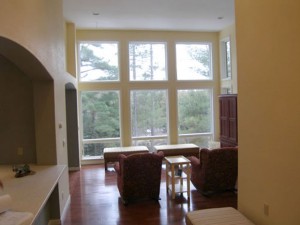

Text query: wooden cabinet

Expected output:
[219,94,238,147]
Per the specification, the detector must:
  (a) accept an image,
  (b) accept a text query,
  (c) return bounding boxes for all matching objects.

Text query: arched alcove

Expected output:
[65,82,80,170]
[0,37,57,165]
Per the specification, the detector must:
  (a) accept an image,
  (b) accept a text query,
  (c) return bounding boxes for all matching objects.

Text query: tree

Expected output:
[187,45,210,77]
[80,43,119,81]
[178,90,211,134]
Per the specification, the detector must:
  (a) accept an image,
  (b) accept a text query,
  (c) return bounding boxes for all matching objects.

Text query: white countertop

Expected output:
[0,164,66,225]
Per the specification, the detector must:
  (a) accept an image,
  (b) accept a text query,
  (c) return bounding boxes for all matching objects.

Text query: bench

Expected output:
[153,144,200,158]
[103,146,149,170]
[186,207,255,225]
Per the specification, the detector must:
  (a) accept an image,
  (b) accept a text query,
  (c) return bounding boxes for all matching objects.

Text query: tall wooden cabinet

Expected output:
[219,94,238,147]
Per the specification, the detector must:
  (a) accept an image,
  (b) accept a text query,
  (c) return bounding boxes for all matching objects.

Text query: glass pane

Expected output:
[131,90,168,137]
[83,142,120,158]
[79,42,119,81]
[178,135,212,148]
[81,91,120,139]
[176,43,212,80]
[129,42,167,81]
[177,89,212,134]
[225,41,232,78]
[132,138,168,152]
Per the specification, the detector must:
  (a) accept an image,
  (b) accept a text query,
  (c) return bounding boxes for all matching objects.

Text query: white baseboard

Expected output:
[68,166,80,171]
[48,219,61,225]
[60,194,71,223]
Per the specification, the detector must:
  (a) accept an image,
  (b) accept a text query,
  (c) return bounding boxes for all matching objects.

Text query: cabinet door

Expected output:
[228,96,237,143]
[219,95,238,147]
[219,97,229,139]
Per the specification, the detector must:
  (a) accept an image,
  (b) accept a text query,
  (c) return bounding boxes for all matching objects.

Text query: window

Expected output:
[79,42,119,82]
[131,90,168,150]
[129,42,167,81]
[81,91,121,158]
[221,38,232,80]
[177,89,213,146]
[77,32,218,161]
[176,43,212,80]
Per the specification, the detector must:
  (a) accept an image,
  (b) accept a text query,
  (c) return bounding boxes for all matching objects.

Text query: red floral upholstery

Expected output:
[114,151,164,204]
[189,147,238,195]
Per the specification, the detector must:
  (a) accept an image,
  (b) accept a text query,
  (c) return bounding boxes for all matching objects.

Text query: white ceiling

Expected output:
[63,0,235,31]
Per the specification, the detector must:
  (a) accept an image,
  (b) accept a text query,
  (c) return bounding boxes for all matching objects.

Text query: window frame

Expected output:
[78,41,121,83]
[176,88,214,146]
[79,90,122,159]
[76,31,218,162]
[220,37,232,80]
[175,42,213,81]
[128,41,168,82]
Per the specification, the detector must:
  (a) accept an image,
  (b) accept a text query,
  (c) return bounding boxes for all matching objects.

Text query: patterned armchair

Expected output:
[114,151,164,205]
[189,147,238,196]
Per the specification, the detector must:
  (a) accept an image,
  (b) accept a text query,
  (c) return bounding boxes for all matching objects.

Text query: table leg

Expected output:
[166,162,169,193]
[187,163,190,199]
[171,165,175,199]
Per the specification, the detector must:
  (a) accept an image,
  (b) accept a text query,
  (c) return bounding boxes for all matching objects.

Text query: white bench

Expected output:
[186,207,255,225]
[153,144,200,158]
[103,146,149,170]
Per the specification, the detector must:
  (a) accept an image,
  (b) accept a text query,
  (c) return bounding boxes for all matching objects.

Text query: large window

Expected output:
[177,89,213,146]
[78,36,216,160]
[79,42,119,82]
[81,91,121,159]
[131,90,168,150]
[129,42,167,81]
[176,43,212,80]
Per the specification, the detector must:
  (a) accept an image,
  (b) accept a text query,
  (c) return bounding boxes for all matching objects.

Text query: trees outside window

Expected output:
[129,42,167,81]
[79,42,119,82]
[177,89,212,146]
[176,43,212,80]
[81,91,120,158]
[131,90,168,150]
[78,39,215,159]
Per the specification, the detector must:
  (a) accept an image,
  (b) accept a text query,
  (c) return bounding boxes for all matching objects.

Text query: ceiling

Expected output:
[63,0,235,32]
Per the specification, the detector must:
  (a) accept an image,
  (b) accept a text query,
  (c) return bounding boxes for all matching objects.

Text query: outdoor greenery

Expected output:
[79,42,212,157]
[178,89,211,134]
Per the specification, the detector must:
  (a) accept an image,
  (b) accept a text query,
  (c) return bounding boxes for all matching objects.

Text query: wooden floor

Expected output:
[62,164,237,225]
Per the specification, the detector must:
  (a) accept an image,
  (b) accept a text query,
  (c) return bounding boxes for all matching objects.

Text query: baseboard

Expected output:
[68,166,80,171]
[60,194,71,223]
[48,219,61,225]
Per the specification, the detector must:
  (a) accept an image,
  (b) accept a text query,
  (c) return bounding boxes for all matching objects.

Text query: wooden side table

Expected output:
[164,155,191,200]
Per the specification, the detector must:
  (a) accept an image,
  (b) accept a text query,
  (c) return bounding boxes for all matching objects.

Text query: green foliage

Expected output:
[178,90,211,134]
[80,43,119,81]
[187,45,210,77]
[82,91,120,139]
[131,90,167,136]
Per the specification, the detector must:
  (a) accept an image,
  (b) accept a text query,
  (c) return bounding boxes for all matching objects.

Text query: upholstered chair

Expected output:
[114,151,164,205]
[189,147,238,196]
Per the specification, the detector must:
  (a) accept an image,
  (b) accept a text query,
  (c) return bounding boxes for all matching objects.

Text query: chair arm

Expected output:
[114,162,121,175]
[189,156,200,167]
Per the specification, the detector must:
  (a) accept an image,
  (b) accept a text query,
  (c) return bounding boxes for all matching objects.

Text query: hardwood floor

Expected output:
[62,164,237,225]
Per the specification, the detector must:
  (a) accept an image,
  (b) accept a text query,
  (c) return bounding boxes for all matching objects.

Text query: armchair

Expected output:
[189,147,238,196]
[114,151,164,204]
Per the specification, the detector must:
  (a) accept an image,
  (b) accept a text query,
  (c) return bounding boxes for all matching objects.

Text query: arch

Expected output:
[65,82,80,170]
[0,36,53,81]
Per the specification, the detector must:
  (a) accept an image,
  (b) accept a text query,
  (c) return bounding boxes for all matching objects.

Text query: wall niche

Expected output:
[0,37,57,165]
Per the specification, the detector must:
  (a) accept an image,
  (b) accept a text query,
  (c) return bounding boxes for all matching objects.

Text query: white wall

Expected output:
[0,0,75,218]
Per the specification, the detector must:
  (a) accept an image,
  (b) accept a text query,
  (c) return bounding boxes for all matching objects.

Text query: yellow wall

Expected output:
[0,0,74,217]
[236,1,300,224]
